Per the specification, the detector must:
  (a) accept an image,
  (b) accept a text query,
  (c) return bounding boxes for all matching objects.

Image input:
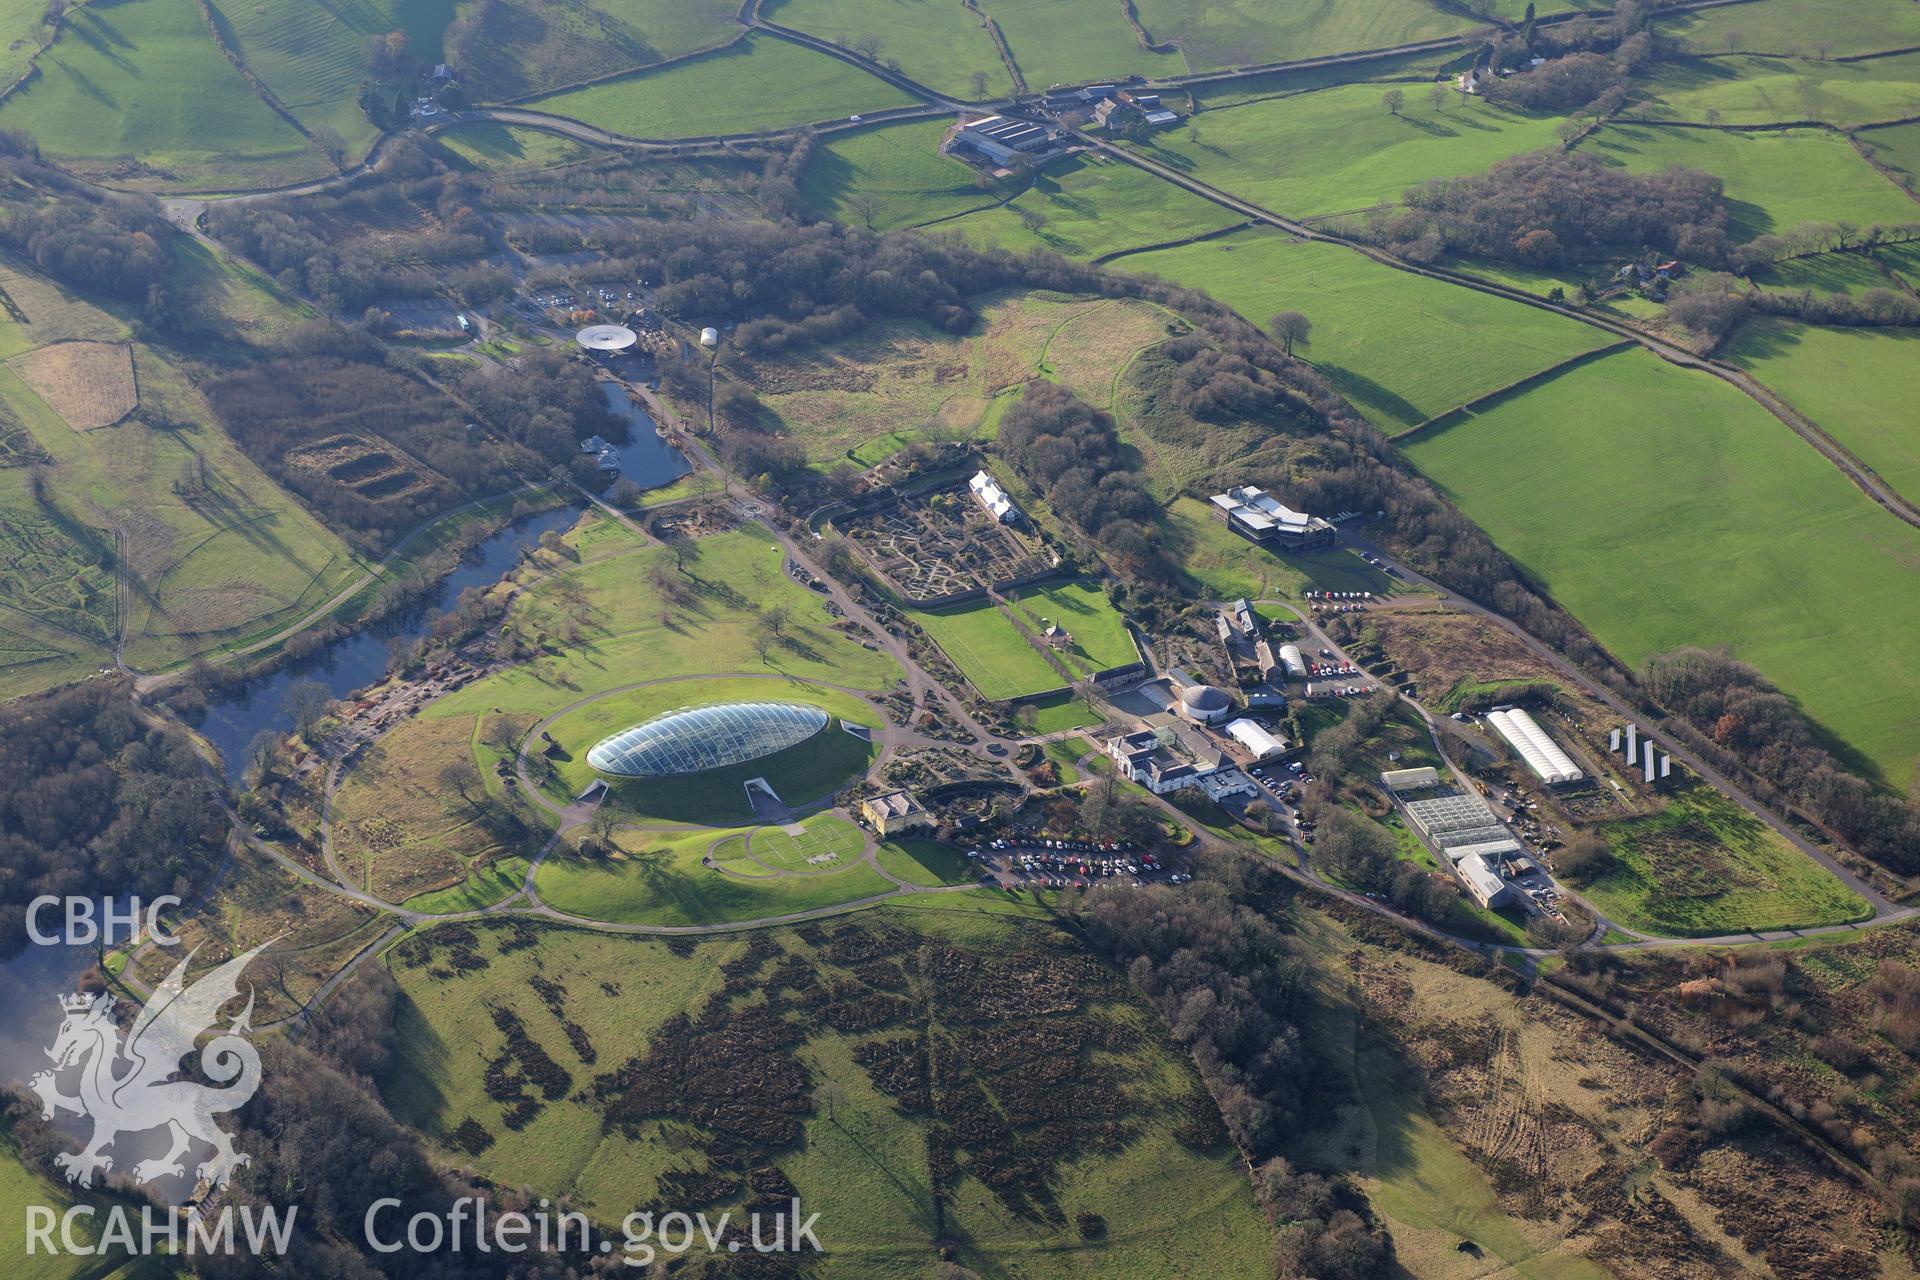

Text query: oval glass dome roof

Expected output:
[585,701,829,777]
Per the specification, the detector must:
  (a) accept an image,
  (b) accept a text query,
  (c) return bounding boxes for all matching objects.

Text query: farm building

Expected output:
[1225,718,1288,761]
[1486,708,1583,784]
[862,790,934,837]
[1230,598,1259,639]
[968,470,1023,524]
[948,115,1059,166]
[1209,486,1337,550]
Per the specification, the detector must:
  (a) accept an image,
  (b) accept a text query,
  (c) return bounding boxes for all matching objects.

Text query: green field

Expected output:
[435,122,600,170]
[0,1133,94,1280]
[765,0,1012,98]
[1130,0,1585,71]
[1659,0,1920,59]
[1141,82,1567,220]
[208,0,421,156]
[1753,249,1905,297]
[449,0,742,100]
[1125,232,1610,432]
[536,819,895,926]
[940,152,1242,258]
[1729,319,1920,507]
[1003,578,1137,674]
[1859,119,1920,191]
[536,676,878,818]
[1581,786,1870,936]
[428,526,903,719]
[1582,124,1920,240]
[0,0,321,189]
[799,120,1001,230]
[1402,347,1920,786]
[911,596,1066,700]
[985,0,1181,87]
[1636,52,1920,128]
[525,33,916,139]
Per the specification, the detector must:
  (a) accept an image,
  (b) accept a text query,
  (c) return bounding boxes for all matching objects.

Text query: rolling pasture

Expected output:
[799,120,1001,230]
[1657,0,1920,59]
[765,0,1012,98]
[983,0,1181,87]
[1581,124,1920,240]
[1128,0,1595,72]
[1859,120,1920,193]
[0,0,320,189]
[526,33,914,139]
[1635,52,1920,128]
[446,0,743,100]
[1402,347,1920,788]
[1141,83,1567,220]
[207,0,421,154]
[942,152,1242,257]
[1124,232,1610,433]
[1728,319,1920,508]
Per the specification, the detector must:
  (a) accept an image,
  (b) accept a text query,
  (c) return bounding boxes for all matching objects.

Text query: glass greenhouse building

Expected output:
[585,702,830,777]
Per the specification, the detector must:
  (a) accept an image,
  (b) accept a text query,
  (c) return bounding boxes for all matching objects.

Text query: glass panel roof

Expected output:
[585,702,830,777]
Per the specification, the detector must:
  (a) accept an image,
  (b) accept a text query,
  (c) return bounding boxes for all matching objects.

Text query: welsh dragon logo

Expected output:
[28,944,269,1189]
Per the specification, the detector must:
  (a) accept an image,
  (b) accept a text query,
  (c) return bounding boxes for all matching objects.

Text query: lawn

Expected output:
[982,0,1182,87]
[799,120,1002,231]
[427,527,903,719]
[1581,786,1870,936]
[1581,124,1920,241]
[0,1129,98,1280]
[1727,318,1920,507]
[1401,347,1920,787]
[1003,578,1137,674]
[1022,689,1105,733]
[1124,232,1610,432]
[435,122,600,170]
[536,677,878,820]
[939,152,1242,259]
[1635,52,1920,128]
[764,0,1012,98]
[536,822,895,925]
[400,856,532,914]
[525,33,916,139]
[911,597,1066,700]
[0,0,321,189]
[1658,0,1920,60]
[1139,82,1567,220]
[875,836,976,885]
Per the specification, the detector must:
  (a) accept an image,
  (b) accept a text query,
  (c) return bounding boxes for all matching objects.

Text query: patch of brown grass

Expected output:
[9,340,137,430]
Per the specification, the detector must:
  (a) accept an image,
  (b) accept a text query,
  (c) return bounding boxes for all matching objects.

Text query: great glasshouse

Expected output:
[584,702,830,777]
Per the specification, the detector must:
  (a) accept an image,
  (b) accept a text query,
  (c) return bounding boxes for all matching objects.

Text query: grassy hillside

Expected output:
[381,913,1275,1275]
[984,0,1181,86]
[765,0,1012,98]
[800,119,1001,230]
[1729,319,1920,508]
[1139,82,1566,220]
[446,0,741,101]
[206,0,419,156]
[1402,347,1920,787]
[941,153,1242,258]
[1584,123,1920,240]
[1128,0,1592,71]
[1124,232,1610,432]
[0,0,322,189]
[1658,0,1920,59]
[525,33,916,139]
[434,121,601,170]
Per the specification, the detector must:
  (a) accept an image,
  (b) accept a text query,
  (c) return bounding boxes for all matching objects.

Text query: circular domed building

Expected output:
[1176,683,1233,725]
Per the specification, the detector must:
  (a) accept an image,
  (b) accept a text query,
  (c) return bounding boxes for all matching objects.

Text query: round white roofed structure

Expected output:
[576,324,638,354]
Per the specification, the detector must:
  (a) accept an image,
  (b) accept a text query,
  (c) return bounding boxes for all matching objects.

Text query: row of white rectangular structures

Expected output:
[1486,708,1584,785]
[1612,723,1673,783]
